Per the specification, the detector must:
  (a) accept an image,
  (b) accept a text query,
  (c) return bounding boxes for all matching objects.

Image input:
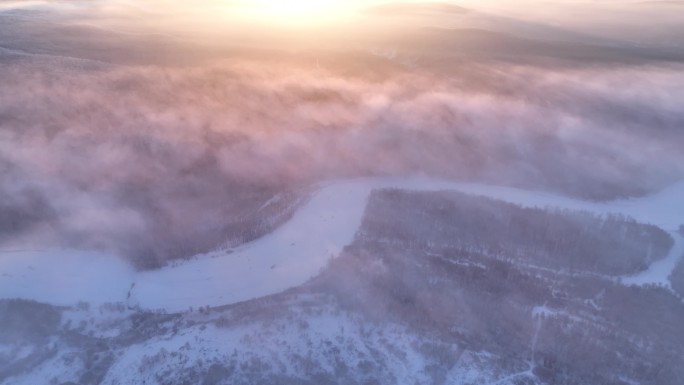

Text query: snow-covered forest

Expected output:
[2,1,684,384]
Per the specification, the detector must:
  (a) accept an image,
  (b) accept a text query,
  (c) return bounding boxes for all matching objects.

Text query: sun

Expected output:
[235,0,353,25]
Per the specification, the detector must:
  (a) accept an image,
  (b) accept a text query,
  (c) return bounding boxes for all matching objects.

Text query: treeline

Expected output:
[671,258,684,298]
[218,190,309,250]
[127,188,307,270]
[314,232,684,384]
[357,189,673,275]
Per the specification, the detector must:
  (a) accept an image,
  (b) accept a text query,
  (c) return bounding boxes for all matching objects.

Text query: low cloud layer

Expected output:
[1,3,683,268]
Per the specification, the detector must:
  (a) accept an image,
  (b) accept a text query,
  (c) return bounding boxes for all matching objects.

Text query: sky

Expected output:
[3,0,684,43]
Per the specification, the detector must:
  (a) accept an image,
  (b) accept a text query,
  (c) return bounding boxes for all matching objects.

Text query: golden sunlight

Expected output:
[235,0,356,25]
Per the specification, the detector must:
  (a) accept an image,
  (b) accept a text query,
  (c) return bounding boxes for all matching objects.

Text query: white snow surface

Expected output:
[0,249,134,306]
[132,182,371,311]
[95,310,463,385]
[2,176,683,311]
[621,231,684,289]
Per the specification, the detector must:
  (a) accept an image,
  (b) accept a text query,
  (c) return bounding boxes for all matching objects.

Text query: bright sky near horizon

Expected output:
[2,0,683,47]
[0,0,522,25]
[235,0,356,21]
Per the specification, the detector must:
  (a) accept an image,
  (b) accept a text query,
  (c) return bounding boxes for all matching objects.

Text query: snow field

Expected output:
[2,177,683,311]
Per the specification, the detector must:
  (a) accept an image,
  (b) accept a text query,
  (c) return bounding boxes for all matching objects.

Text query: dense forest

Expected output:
[2,190,682,385]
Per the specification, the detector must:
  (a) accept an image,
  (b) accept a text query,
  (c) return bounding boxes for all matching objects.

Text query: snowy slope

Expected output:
[98,314,445,385]
[2,177,683,312]
[2,301,513,385]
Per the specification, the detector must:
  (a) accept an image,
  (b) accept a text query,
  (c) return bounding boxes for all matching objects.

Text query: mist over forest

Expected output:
[2,0,684,265]
[1,1,684,384]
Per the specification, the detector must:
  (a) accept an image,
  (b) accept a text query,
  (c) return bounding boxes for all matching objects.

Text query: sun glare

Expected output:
[236,0,353,26]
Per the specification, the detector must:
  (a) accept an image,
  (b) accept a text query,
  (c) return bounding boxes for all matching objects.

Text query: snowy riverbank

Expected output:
[2,177,683,312]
